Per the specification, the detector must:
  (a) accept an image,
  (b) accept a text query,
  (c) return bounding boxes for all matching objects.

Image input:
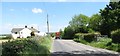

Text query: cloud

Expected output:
[32,8,43,14]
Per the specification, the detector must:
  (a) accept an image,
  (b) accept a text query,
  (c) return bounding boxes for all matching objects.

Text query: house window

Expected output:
[21,32,22,34]
[15,32,17,34]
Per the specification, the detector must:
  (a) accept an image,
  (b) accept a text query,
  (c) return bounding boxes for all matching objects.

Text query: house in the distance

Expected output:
[11,26,40,39]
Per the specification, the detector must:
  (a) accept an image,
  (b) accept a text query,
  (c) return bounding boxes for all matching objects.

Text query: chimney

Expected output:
[25,25,27,28]
[31,27,33,28]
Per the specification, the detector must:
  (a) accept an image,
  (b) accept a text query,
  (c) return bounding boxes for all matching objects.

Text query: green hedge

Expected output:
[111,29,120,43]
[74,32,100,42]
[74,33,84,39]
[2,37,52,56]
[84,33,96,42]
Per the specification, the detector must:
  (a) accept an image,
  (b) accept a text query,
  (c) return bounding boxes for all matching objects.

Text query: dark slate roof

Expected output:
[11,28,39,33]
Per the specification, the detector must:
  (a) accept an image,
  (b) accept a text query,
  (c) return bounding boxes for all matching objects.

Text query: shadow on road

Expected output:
[51,50,120,56]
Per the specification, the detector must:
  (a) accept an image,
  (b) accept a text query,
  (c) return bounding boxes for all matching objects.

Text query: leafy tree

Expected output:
[69,14,90,33]
[89,14,102,31]
[62,26,75,39]
[59,29,64,38]
[99,1,120,37]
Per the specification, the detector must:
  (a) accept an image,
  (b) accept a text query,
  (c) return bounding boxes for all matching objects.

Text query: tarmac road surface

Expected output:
[51,39,120,56]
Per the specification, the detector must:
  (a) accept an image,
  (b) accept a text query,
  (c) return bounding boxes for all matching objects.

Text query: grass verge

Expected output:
[74,37,120,52]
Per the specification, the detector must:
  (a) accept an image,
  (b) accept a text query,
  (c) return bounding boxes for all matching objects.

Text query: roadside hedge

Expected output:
[74,32,100,42]
[74,33,84,39]
[111,29,120,43]
[2,37,52,56]
[84,33,96,42]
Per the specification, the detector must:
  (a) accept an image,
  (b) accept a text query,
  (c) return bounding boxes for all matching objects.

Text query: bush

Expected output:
[88,28,95,33]
[2,37,52,56]
[84,33,96,42]
[86,33,101,42]
[74,33,84,39]
[74,32,100,42]
[111,29,120,43]
[73,38,88,44]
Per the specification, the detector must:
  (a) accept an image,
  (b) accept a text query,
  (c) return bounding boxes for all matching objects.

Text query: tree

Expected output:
[59,29,64,38]
[99,1,120,37]
[89,14,102,31]
[62,26,75,39]
[69,14,90,33]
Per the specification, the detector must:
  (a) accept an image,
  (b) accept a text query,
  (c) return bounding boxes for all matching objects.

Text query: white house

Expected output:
[11,26,40,39]
[35,32,47,36]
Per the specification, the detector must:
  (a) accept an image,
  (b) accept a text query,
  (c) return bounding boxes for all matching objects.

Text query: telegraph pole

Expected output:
[47,14,49,35]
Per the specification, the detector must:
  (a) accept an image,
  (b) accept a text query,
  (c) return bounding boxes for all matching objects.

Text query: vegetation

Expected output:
[99,2,120,37]
[2,36,52,56]
[69,14,89,33]
[61,1,120,38]
[89,14,102,31]
[62,26,75,39]
[49,32,55,38]
[60,1,120,52]
[74,37,120,52]
[111,29,120,43]
[0,34,12,40]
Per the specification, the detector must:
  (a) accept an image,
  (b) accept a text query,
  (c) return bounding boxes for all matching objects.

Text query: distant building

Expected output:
[11,26,40,39]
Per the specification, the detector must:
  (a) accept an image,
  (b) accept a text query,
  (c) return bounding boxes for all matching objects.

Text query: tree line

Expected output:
[60,1,120,41]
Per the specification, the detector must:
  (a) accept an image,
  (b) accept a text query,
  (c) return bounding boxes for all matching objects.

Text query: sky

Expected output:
[0,1,109,34]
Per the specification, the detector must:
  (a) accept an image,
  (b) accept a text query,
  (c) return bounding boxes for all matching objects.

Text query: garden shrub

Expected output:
[111,29,120,43]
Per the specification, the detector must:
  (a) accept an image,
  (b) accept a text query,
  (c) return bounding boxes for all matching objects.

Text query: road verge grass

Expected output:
[74,37,120,52]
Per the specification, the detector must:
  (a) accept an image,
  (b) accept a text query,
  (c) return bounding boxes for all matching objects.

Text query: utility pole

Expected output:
[47,14,49,35]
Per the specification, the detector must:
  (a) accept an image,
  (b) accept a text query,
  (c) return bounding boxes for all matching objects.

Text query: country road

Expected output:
[51,39,120,56]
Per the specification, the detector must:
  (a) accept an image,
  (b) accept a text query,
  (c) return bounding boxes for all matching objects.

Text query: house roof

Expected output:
[11,28,39,33]
[11,28,24,33]
[28,28,38,32]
